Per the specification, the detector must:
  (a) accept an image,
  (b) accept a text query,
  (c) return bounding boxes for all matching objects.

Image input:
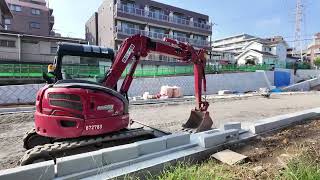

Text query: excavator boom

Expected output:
[103,34,213,132]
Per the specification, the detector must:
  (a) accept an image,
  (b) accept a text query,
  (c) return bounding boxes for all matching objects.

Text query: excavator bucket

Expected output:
[182,110,213,133]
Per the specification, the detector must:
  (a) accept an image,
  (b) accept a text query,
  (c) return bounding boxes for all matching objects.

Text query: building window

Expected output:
[198,18,206,24]
[149,7,167,21]
[0,40,16,48]
[4,18,11,25]
[9,4,22,12]
[31,8,41,15]
[173,31,188,38]
[121,0,135,13]
[150,27,166,34]
[30,22,40,29]
[193,34,206,40]
[51,46,58,54]
[50,42,58,54]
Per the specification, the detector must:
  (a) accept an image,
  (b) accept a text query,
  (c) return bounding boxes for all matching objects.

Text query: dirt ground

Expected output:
[0,93,320,170]
[226,119,320,179]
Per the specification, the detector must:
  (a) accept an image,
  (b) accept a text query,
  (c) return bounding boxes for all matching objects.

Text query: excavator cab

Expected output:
[43,42,114,84]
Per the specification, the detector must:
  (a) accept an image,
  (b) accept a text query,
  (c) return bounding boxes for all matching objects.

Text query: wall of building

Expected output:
[246,42,263,52]
[0,33,19,60]
[0,32,87,63]
[237,51,263,65]
[97,0,115,48]
[87,0,211,50]
[115,0,211,35]
[211,51,236,64]
[21,40,55,63]
[5,0,53,36]
[213,34,256,47]
[310,45,320,63]
[272,43,287,63]
[85,13,97,45]
[0,7,3,29]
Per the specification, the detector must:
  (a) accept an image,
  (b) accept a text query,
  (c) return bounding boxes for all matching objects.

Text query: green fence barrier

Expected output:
[286,62,311,69]
[0,63,282,79]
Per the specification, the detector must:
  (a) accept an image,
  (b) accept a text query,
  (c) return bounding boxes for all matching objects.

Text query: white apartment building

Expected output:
[213,34,289,65]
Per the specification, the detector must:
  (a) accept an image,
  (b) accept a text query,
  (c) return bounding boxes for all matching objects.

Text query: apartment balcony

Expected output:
[115,27,210,48]
[115,3,212,35]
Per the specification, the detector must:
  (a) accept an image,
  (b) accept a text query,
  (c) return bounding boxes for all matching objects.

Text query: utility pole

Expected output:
[294,0,304,62]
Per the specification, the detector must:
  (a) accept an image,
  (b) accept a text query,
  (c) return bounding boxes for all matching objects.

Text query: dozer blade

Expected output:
[182,110,214,133]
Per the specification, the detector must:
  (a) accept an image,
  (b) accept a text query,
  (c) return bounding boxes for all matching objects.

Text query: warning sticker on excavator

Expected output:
[122,44,135,63]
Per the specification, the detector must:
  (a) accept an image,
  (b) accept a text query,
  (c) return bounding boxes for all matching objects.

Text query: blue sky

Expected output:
[49,0,319,47]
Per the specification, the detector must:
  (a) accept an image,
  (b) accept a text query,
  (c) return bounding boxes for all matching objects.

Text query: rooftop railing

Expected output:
[116,3,212,31]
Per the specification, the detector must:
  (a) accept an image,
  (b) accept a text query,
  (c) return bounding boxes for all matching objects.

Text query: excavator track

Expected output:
[20,128,156,165]
[23,129,53,150]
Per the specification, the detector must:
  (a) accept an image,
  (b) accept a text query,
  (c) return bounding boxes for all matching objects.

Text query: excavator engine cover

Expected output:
[182,110,213,133]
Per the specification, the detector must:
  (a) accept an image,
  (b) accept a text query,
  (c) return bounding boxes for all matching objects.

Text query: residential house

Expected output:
[236,39,288,65]
[213,34,288,65]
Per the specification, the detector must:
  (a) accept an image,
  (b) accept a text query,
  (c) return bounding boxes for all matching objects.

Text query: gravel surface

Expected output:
[0,93,320,170]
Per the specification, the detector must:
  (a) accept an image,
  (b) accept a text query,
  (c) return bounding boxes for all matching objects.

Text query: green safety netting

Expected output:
[0,63,283,79]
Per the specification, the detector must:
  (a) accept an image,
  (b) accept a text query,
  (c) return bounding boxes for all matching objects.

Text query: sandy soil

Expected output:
[133,93,320,132]
[225,118,320,179]
[0,93,320,170]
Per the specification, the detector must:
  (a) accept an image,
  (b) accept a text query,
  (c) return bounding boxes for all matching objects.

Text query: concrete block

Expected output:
[100,143,139,165]
[224,122,241,130]
[57,150,102,177]
[164,133,190,149]
[252,110,318,134]
[191,129,220,143]
[0,160,54,180]
[196,129,220,136]
[135,137,166,156]
[198,129,239,148]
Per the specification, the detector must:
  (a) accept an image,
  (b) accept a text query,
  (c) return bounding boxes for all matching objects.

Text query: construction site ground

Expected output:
[0,92,320,171]
[155,119,320,180]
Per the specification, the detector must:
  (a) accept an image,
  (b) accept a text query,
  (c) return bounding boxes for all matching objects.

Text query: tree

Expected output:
[314,57,320,68]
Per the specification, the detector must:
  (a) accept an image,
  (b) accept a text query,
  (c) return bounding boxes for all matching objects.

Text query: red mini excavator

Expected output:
[21,34,213,165]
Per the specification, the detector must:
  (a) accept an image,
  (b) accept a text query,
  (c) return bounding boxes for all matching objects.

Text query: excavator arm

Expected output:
[102,34,213,132]
[102,34,209,112]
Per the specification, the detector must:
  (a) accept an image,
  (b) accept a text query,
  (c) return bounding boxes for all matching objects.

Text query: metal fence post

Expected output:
[27,64,30,79]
